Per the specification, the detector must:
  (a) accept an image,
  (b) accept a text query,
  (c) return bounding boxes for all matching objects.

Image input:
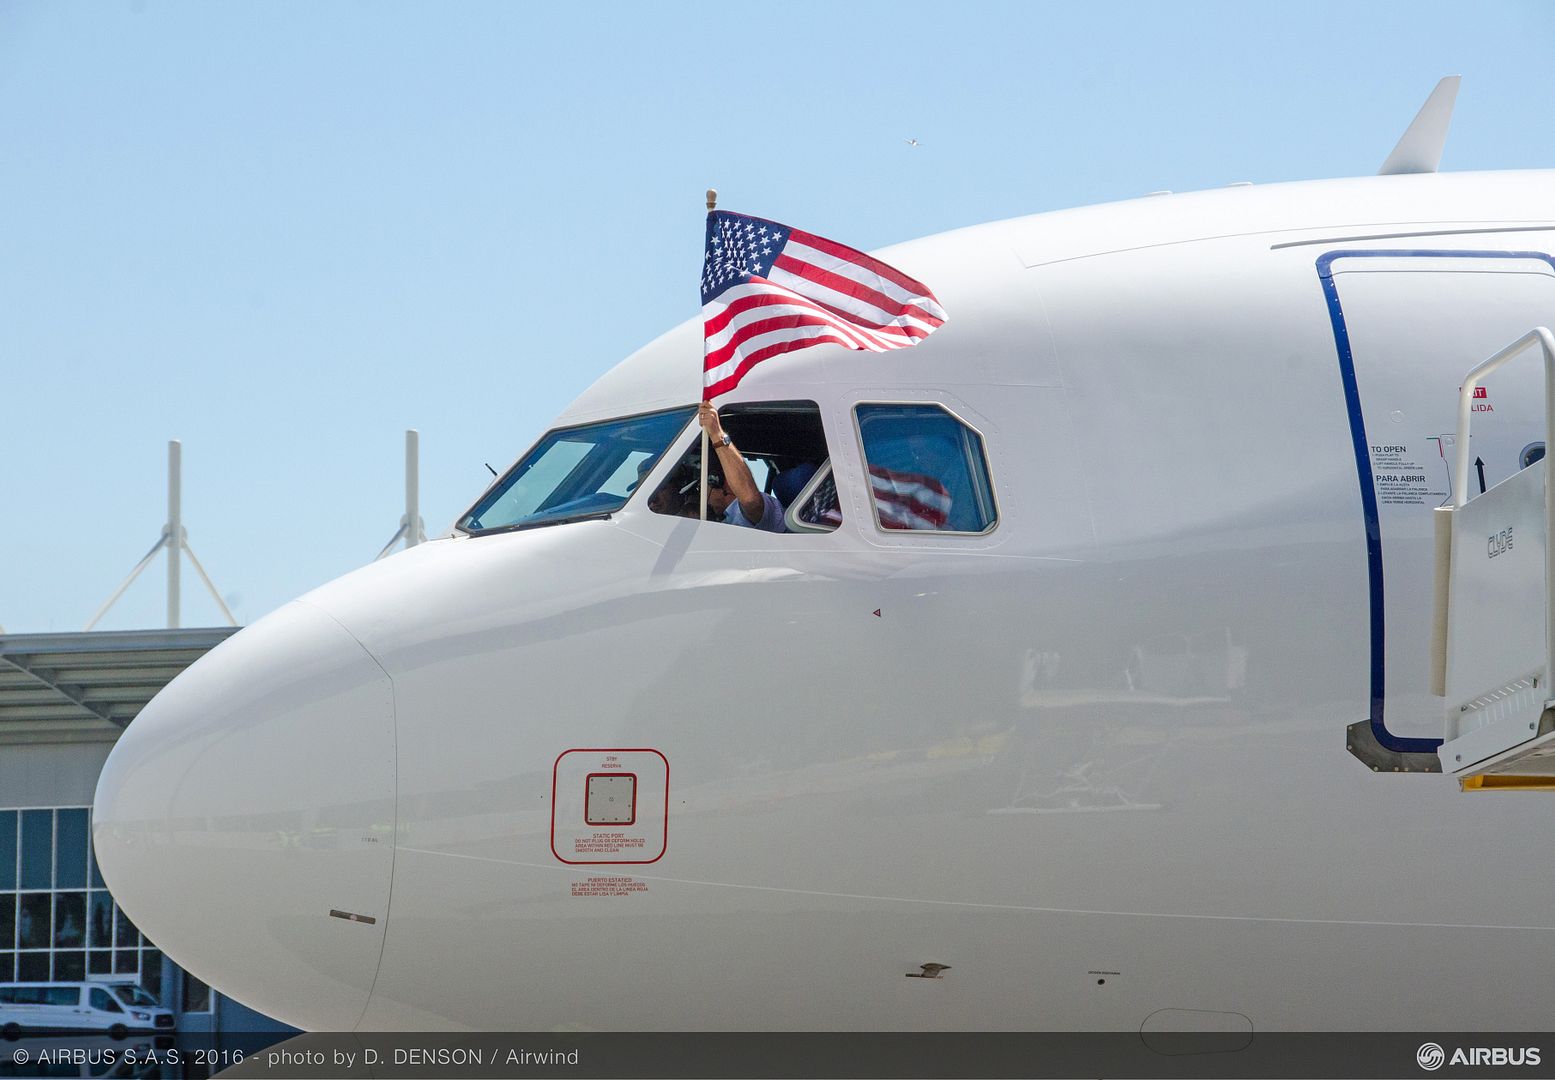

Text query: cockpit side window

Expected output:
[648,400,837,532]
[854,403,997,533]
[784,463,842,533]
[460,407,695,535]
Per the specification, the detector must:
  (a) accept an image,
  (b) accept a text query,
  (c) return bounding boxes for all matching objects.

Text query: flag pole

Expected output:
[700,187,717,522]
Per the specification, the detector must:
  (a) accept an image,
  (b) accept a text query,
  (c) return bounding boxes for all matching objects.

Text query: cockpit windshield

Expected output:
[459,407,696,534]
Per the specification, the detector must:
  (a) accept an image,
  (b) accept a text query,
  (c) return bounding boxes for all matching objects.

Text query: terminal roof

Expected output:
[0,627,237,743]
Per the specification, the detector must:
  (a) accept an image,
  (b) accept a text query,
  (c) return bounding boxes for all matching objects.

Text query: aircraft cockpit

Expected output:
[458,398,997,537]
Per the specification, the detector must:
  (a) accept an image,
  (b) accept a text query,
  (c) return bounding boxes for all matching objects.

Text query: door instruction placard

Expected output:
[1368,442,1438,507]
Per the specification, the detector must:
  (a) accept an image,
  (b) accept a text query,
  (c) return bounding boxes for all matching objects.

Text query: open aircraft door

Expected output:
[1318,249,1555,770]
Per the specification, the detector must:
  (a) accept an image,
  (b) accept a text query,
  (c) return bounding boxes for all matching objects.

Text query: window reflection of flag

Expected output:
[798,473,844,527]
[868,464,951,529]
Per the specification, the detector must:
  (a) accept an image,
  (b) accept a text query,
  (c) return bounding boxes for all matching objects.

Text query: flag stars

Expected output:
[702,213,794,297]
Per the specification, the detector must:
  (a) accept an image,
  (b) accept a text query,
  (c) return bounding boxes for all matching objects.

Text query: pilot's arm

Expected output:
[699,402,767,525]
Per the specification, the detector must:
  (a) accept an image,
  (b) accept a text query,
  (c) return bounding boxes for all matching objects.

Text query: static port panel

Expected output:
[552,749,668,864]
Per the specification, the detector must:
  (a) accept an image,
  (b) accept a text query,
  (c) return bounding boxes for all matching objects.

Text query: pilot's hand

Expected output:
[698,401,726,443]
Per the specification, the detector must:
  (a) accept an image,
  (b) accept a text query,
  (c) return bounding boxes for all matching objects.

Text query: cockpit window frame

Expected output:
[457,406,698,538]
[851,400,1000,537]
[782,460,842,534]
[645,399,834,532]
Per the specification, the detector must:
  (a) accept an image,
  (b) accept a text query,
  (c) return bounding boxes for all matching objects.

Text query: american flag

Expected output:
[700,211,946,399]
[868,464,952,530]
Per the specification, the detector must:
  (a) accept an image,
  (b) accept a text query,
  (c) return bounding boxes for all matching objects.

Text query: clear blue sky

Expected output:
[2,0,1551,632]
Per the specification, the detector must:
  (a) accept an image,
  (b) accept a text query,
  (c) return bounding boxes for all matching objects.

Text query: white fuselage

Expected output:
[93,170,1555,1031]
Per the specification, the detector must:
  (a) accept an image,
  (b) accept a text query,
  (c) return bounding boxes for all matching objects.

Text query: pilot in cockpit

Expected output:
[698,402,787,532]
[646,464,700,518]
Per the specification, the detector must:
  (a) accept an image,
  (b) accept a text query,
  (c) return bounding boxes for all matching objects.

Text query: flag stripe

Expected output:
[771,254,943,329]
[766,264,939,340]
[705,317,864,380]
[868,464,951,529]
[706,306,897,364]
[869,464,950,495]
[789,229,944,311]
[703,331,859,400]
[706,313,883,370]
[785,236,948,321]
[703,319,863,387]
[705,282,922,342]
[704,287,900,352]
[765,264,932,340]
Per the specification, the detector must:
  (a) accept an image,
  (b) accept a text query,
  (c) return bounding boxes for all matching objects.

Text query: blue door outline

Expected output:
[1316,248,1555,754]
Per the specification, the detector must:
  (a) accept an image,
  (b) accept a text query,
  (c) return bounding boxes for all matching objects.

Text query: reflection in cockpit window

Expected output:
[855,404,997,533]
[801,472,842,528]
[785,464,843,532]
[647,462,702,518]
[460,407,695,534]
[601,451,657,498]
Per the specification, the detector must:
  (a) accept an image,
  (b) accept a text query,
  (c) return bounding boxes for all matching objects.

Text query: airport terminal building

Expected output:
[0,627,291,1041]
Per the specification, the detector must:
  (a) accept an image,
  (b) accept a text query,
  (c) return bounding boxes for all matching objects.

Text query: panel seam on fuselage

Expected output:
[294,599,400,1031]
[1021,219,1553,269]
[398,845,1555,934]
[1273,224,1555,251]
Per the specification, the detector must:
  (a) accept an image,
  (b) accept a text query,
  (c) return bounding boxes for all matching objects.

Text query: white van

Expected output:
[0,982,175,1037]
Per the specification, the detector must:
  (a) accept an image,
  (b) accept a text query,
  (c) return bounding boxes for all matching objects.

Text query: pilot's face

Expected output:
[706,483,734,516]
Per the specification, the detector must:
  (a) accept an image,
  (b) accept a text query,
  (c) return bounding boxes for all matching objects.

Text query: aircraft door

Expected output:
[1320,251,1555,751]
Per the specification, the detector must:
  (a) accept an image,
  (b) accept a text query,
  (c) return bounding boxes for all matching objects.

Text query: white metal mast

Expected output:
[376,429,429,560]
[86,440,237,631]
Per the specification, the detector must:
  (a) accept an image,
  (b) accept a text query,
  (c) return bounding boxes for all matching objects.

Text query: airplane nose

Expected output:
[92,600,396,1031]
